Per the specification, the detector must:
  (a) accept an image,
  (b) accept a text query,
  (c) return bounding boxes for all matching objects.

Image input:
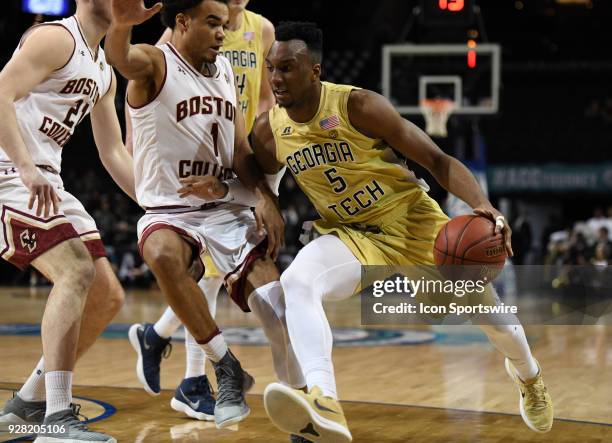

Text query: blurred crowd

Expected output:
[545,207,612,267]
[543,207,612,290]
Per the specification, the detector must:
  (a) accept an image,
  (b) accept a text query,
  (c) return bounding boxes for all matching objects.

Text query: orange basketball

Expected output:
[434,215,507,281]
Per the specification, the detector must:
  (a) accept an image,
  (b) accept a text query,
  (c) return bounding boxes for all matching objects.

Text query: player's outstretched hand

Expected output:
[20,166,61,218]
[473,206,514,257]
[254,194,285,260]
[177,176,228,200]
[111,0,163,26]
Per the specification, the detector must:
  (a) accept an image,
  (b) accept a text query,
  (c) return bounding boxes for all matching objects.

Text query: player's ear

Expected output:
[311,63,321,81]
[175,13,189,33]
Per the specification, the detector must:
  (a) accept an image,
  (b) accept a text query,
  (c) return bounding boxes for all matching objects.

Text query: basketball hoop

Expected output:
[420,99,455,138]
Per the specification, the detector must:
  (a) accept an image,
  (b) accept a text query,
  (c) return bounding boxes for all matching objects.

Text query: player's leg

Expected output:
[30,240,116,442]
[241,256,306,389]
[142,228,252,428]
[264,234,360,443]
[76,257,125,358]
[0,239,93,428]
[169,277,223,421]
[475,304,553,433]
[10,257,124,413]
[129,255,221,395]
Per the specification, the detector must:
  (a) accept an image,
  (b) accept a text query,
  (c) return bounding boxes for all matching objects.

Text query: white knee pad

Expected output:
[247,281,305,388]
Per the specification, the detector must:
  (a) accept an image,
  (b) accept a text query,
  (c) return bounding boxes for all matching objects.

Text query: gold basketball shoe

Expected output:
[505,358,553,432]
[263,383,352,442]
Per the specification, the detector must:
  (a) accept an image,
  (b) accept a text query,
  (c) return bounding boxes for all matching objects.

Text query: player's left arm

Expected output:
[91,70,137,202]
[257,17,276,116]
[347,89,513,256]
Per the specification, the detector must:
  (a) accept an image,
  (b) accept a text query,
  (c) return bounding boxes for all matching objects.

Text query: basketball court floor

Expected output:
[0,286,610,442]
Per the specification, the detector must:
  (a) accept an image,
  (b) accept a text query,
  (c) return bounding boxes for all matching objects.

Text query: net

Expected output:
[420,99,455,138]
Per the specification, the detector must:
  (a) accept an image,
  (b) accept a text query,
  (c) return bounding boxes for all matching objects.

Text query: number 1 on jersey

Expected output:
[211,122,219,156]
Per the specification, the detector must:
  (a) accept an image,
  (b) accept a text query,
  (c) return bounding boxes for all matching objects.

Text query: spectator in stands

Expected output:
[594,227,612,260]
[586,208,607,242]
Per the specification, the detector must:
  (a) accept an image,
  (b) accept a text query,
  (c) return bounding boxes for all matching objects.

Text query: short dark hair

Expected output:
[276,21,323,64]
[160,0,228,29]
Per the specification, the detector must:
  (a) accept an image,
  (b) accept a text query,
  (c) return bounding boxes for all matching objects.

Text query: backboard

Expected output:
[382,43,501,115]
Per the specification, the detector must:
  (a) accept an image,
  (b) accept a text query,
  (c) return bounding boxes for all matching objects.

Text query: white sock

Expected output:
[183,277,223,378]
[480,323,539,380]
[247,281,306,388]
[45,371,72,416]
[184,329,206,379]
[197,332,228,363]
[19,357,46,401]
[154,307,183,339]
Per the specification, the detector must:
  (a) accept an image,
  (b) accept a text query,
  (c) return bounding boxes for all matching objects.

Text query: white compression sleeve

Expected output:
[279,235,361,399]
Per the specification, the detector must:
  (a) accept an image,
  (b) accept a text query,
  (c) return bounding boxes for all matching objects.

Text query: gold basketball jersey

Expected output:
[222,10,265,133]
[269,82,431,227]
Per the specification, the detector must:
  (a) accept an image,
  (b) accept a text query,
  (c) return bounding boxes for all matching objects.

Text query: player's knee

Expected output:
[146,247,186,277]
[61,258,96,295]
[106,276,125,314]
[280,262,320,308]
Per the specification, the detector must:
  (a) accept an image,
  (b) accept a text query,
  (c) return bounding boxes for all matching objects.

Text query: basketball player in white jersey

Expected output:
[106,0,302,429]
[0,1,136,442]
[122,0,287,424]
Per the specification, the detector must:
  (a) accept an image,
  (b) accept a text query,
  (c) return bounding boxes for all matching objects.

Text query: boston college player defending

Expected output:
[124,0,282,422]
[106,0,293,428]
[0,1,135,442]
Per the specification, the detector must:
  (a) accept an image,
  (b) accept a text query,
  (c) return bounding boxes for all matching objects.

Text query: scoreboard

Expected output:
[421,0,475,26]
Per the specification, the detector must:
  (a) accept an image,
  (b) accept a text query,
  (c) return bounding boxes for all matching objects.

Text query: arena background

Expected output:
[0,2,611,442]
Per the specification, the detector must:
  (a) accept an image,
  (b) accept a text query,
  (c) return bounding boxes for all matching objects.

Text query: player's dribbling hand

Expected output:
[254,194,285,261]
[20,167,61,218]
[177,176,228,201]
[111,0,163,26]
[473,206,514,257]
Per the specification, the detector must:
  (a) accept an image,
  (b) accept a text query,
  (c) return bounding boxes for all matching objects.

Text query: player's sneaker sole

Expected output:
[263,383,352,443]
[128,323,159,396]
[214,370,254,428]
[504,358,548,433]
[215,406,251,429]
[170,397,214,421]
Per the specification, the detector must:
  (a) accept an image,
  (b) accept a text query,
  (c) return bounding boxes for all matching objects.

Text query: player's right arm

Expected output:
[123,26,173,156]
[251,111,284,174]
[0,26,73,217]
[106,0,164,105]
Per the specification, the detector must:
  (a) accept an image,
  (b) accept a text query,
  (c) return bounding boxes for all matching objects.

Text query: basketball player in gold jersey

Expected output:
[246,22,552,442]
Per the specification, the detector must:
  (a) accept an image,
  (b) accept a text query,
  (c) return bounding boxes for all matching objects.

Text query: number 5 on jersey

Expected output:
[324,167,347,193]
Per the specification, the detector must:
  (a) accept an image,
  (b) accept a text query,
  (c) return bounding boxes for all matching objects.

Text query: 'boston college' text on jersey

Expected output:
[128,43,237,209]
[0,16,113,173]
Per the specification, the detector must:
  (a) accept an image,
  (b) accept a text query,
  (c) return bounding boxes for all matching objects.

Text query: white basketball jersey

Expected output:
[0,16,113,173]
[129,43,237,209]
